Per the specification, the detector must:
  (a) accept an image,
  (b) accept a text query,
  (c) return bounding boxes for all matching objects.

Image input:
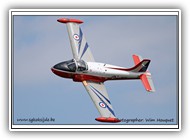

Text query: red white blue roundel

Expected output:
[99,102,106,108]
[73,34,80,41]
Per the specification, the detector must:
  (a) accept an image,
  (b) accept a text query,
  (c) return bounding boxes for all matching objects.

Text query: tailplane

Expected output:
[132,54,155,92]
[140,73,155,92]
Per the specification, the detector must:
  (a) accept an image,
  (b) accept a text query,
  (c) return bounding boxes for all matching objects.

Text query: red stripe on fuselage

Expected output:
[106,59,150,72]
[51,68,73,79]
[51,68,108,82]
[51,68,139,83]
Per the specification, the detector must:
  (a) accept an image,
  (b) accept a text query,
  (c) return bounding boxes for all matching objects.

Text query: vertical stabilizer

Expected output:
[133,54,155,92]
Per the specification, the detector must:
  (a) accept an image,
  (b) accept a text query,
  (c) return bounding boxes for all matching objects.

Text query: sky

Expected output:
[13,15,178,125]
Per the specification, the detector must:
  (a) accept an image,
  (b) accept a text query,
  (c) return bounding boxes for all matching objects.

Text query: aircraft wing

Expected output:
[57,18,95,62]
[82,81,120,123]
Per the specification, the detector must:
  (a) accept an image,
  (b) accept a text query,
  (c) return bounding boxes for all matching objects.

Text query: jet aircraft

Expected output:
[51,18,155,123]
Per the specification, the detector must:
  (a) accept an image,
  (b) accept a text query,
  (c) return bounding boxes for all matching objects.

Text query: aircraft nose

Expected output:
[52,62,70,71]
[51,64,63,76]
[51,67,55,72]
[51,65,59,74]
[51,66,62,77]
[52,63,60,70]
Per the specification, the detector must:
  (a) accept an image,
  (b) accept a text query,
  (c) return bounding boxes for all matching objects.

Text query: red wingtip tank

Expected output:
[57,18,83,24]
[95,117,121,123]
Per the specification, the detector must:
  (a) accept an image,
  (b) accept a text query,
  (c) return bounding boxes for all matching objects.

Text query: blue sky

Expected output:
[13,15,178,125]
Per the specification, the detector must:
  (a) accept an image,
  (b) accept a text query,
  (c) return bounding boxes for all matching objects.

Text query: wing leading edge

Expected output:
[57,18,95,62]
[82,81,120,123]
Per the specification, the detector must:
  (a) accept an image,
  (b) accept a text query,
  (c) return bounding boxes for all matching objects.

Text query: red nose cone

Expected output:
[95,117,121,123]
[51,67,56,74]
[51,67,54,72]
[57,18,83,24]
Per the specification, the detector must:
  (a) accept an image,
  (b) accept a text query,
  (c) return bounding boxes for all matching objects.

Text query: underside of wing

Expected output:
[82,81,120,123]
[58,18,95,62]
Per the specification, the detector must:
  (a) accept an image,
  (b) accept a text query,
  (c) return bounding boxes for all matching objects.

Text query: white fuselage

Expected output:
[51,60,146,83]
[85,62,141,79]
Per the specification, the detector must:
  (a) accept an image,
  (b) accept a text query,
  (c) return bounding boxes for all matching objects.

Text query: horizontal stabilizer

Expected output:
[133,54,143,65]
[140,74,155,92]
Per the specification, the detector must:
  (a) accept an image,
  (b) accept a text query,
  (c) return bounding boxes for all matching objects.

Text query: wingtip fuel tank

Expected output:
[57,18,83,24]
[95,117,121,123]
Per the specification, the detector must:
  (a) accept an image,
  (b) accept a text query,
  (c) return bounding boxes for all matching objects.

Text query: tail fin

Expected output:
[132,54,155,92]
[130,59,150,72]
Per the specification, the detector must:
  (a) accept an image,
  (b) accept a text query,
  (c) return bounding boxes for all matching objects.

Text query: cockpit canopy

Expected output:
[53,59,88,72]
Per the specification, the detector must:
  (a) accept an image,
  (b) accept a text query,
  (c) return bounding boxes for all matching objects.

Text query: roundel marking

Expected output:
[99,102,106,108]
[73,34,80,41]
